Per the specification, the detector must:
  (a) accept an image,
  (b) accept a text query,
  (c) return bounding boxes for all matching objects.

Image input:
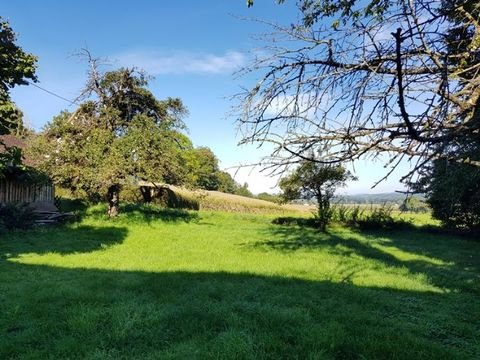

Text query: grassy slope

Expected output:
[0,205,479,359]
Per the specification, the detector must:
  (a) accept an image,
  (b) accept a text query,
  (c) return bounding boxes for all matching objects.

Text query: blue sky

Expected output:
[2,0,410,195]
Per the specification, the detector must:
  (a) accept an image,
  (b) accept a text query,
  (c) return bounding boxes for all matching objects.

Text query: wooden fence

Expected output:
[0,179,54,204]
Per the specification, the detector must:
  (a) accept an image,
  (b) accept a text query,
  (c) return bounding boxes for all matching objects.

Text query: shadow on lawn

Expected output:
[0,204,198,259]
[0,265,478,359]
[0,219,478,358]
[56,199,199,224]
[0,225,128,258]
[256,220,480,295]
[86,203,199,224]
[56,198,89,217]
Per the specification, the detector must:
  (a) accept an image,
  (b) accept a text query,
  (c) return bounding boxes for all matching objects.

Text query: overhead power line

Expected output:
[27,81,79,105]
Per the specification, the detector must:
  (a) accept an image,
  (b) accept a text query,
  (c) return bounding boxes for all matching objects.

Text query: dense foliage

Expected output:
[0,142,47,184]
[414,159,480,230]
[182,146,251,195]
[412,0,480,231]
[0,202,37,231]
[185,147,225,191]
[29,66,248,214]
[0,17,37,136]
[30,67,188,216]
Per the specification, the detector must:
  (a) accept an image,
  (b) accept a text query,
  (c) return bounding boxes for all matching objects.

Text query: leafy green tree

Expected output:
[0,143,24,179]
[235,182,253,198]
[0,105,29,137]
[413,148,480,230]
[422,161,480,230]
[0,141,46,184]
[0,17,37,136]
[31,63,187,216]
[280,162,356,230]
[135,130,195,203]
[189,147,221,190]
[177,144,240,194]
[407,0,480,230]
[216,171,237,194]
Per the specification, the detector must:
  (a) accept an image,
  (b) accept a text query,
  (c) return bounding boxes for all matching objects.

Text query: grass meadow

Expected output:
[0,203,479,359]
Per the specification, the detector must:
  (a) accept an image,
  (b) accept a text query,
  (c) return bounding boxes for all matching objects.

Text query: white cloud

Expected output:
[114,49,246,75]
[263,93,330,120]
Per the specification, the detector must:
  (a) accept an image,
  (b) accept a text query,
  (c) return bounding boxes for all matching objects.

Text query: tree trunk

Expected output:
[107,184,120,217]
[316,192,327,231]
[140,186,153,203]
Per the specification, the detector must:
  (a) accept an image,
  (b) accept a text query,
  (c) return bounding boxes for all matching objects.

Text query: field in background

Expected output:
[0,203,478,359]
[173,187,314,214]
[174,187,437,227]
[57,186,315,215]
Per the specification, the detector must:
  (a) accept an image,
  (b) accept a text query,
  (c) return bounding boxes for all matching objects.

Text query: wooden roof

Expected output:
[0,135,27,151]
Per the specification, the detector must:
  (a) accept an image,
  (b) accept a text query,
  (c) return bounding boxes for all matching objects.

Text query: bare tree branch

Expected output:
[235,0,480,182]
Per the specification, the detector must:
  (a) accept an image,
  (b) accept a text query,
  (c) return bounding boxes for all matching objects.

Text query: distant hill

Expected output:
[288,192,426,206]
[333,192,422,205]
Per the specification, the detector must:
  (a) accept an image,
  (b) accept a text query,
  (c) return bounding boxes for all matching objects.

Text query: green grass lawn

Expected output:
[0,204,479,359]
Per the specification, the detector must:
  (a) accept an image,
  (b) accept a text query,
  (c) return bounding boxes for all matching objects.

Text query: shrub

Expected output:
[357,204,396,230]
[331,205,349,223]
[0,202,38,230]
[273,204,410,231]
[272,217,318,227]
[331,205,353,224]
[330,204,407,230]
[349,206,364,224]
[399,197,430,213]
[154,187,200,210]
[257,192,282,204]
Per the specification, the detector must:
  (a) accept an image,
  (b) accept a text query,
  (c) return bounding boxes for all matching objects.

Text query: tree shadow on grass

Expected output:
[56,198,89,217]
[359,228,480,294]
[0,221,478,359]
[256,220,480,295]
[258,225,397,261]
[0,225,128,258]
[0,264,478,359]
[85,203,199,224]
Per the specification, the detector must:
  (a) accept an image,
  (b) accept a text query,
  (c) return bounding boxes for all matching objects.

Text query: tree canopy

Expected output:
[411,135,480,230]
[31,57,188,216]
[280,161,355,230]
[181,146,247,194]
[424,160,480,230]
[239,0,480,182]
[0,17,37,136]
[188,147,222,190]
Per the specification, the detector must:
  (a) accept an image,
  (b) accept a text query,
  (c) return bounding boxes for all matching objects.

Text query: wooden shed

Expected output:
[0,135,55,205]
[0,179,54,204]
